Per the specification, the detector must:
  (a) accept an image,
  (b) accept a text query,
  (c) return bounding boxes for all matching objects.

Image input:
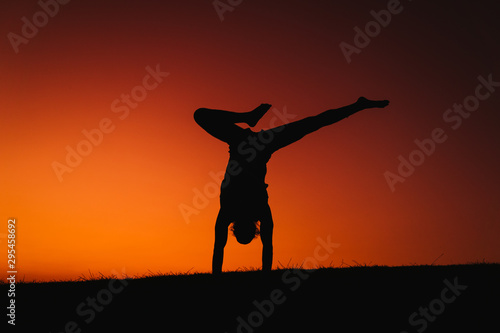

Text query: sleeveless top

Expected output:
[220,129,272,214]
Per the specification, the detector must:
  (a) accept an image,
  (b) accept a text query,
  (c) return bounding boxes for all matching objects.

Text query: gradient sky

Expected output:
[1,0,499,281]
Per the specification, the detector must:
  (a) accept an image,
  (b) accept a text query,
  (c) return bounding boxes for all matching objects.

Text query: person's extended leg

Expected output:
[194,104,271,144]
[268,97,389,152]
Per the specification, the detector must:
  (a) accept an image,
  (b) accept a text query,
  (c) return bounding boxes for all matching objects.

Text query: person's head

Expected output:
[230,216,260,245]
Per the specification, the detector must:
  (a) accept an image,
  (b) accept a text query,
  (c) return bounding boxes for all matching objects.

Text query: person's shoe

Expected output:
[357,97,389,108]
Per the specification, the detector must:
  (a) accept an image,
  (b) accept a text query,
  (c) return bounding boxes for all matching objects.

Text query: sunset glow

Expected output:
[1,0,499,281]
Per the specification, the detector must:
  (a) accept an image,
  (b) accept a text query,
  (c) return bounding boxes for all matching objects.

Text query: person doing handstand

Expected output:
[194,97,389,274]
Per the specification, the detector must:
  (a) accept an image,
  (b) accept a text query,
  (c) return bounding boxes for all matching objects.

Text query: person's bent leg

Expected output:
[194,108,246,144]
[194,104,271,143]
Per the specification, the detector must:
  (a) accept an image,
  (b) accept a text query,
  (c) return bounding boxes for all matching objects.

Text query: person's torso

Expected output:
[221,129,272,197]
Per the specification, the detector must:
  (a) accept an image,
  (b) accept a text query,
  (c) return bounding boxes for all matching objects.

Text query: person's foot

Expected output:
[247,103,272,127]
[357,97,389,109]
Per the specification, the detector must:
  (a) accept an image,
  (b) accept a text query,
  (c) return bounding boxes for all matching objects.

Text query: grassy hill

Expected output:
[3,264,499,332]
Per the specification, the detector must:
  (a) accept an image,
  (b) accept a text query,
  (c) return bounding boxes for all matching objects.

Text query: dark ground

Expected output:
[2,264,499,332]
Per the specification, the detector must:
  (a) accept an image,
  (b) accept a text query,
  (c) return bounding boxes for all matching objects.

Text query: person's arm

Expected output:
[212,213,229,275]
[260,211,274,272]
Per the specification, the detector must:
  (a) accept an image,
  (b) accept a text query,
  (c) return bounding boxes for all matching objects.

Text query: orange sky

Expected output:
[1,0,499,281]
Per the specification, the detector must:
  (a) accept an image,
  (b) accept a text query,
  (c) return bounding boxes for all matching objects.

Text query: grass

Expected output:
[3,263,499,332]
[4,258,494,284]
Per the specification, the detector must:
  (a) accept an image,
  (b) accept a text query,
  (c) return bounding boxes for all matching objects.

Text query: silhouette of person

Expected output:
[194,97,389,274]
